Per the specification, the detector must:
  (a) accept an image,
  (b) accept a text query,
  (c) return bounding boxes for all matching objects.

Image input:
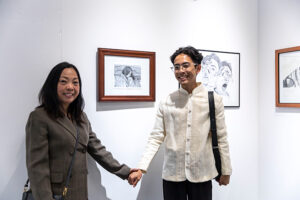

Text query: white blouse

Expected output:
[138,83,232,182]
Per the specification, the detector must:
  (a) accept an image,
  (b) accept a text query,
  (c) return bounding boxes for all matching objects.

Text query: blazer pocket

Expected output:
[51,172,63,183]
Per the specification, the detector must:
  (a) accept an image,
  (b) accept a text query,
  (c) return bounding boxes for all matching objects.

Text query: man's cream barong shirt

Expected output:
[138,83,232,182]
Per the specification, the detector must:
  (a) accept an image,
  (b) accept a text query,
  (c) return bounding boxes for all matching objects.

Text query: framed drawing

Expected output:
[98,48,155,101]
[275,46,300,107]
[197,49,240,107]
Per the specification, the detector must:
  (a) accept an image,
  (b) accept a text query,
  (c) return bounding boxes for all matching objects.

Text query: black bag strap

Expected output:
[24,126,80,198]
[208,91,222,181]
[62,125,80,197]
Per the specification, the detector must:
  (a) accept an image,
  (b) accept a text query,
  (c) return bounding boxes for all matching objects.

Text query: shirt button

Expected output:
[187,138,190,141]
[188,124,191,127]
[189,110,191,113]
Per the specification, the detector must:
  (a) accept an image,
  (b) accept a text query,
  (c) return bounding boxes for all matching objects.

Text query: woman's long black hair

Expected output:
[38,62,85,125]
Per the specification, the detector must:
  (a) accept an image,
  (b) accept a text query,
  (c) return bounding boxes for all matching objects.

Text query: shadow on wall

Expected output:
[136,146,164,200]
[87,154,111,200]
[96,101,155,112]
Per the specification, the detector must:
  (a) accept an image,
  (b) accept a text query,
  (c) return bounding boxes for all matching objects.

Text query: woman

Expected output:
[26,62,135,200]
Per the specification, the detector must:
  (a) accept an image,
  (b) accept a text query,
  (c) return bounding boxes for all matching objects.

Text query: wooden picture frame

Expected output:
[98,48,155,101]
[275,46,300,107]
[197,49,240,107]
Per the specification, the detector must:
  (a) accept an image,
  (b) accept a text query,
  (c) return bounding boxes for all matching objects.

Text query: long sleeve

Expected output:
[26,111,55,200]
[137,101,166,172]
[86,120,130,180]
[136,85,232,182]
[215,96,232,175]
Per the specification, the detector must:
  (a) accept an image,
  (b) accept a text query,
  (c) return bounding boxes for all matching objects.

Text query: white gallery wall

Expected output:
[258,0,300,200]
[0,0,259,199]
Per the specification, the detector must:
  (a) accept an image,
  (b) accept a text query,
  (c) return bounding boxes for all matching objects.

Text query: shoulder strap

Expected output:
[62,125,80,197]
[208,91,218,149]
[208,91,222,181]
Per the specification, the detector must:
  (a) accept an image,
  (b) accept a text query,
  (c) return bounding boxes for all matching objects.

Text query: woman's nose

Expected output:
[66,83,74,90]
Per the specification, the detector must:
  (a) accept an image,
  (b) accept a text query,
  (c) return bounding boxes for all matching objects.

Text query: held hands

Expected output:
[217,175,230,186]
[128,168,143,187]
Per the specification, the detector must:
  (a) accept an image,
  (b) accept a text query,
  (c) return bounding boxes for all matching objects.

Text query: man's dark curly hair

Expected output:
[170,46,203,65]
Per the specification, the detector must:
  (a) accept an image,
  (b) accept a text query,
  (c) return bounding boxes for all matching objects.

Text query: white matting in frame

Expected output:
[104,55,150,96]
[197,49,240,107]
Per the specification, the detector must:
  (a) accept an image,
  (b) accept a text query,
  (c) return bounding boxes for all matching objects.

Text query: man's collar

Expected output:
[179,82,203,95]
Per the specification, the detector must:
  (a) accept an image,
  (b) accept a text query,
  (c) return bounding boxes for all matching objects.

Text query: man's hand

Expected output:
[218,175,230,186]
[128,169,143,187]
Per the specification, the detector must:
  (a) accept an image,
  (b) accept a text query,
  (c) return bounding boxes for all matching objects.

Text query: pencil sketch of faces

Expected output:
[282,66,300,88]
[199,53,233,96]
[200,53,221,91]
[215,61,232,96]
[114,65,141,88]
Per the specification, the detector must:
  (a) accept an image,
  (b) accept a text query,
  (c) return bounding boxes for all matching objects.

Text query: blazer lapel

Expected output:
[56,117,88,146]
[56,116,77,139]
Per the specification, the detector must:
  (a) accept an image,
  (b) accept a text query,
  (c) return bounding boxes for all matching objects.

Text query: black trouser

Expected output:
[163,179,212,200]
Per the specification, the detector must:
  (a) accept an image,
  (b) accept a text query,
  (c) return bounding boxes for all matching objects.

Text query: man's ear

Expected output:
[196,64,201,74]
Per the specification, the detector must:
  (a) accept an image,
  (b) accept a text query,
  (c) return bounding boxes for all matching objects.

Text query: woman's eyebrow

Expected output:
[60,76,78,80]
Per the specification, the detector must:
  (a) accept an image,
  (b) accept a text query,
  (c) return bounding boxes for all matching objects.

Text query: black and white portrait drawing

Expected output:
[215,61,233,97]
[282,66,300,88]
[114,65,141,88]
[197,50,240,107]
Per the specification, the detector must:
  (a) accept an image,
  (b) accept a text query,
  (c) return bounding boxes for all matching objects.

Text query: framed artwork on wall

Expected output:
[98,48,155,101]
[275,46,300,107]
[197,49,240,107]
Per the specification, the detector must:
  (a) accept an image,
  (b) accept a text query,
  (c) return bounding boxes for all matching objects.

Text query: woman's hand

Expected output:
[128,169,143,187]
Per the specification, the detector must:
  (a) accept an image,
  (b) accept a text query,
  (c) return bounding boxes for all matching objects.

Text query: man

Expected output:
[129,46,232,200]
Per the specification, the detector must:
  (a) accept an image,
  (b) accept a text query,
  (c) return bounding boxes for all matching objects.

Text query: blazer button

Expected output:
[69,151,74,156]
[82,149,86,153]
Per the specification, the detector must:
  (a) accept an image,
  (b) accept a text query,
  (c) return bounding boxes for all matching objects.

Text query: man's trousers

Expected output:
[163,179,212,200]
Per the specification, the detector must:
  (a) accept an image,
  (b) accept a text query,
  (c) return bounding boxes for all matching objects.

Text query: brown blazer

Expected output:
[26,107,130,200]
